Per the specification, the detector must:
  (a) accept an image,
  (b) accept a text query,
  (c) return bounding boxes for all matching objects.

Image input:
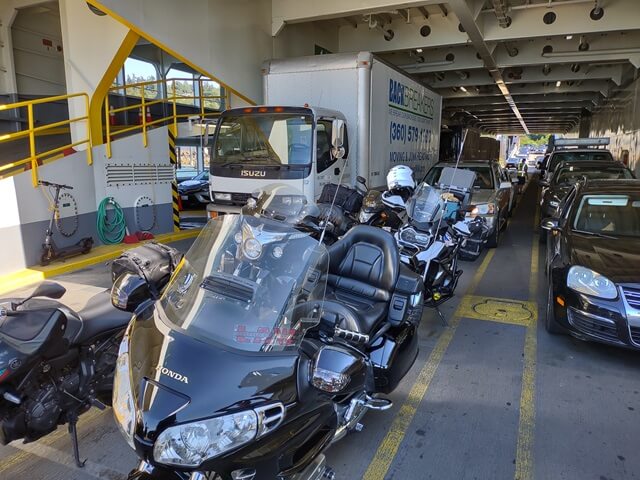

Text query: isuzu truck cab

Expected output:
[208,105,347,213]
[207,52,442,215]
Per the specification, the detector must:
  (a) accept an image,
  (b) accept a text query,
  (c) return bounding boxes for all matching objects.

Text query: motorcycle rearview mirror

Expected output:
[111,273,152,312]
[12,281,66,308]
[356,176,367,185]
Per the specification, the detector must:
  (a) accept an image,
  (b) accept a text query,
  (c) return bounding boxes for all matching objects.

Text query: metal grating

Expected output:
[622,287,640,310]
[568,308,622,344]
[105,164,175,186]
[630,326,640,345]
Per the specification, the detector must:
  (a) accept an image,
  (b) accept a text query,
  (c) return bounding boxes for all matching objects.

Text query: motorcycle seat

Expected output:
[67,291,131,345]
[0,300,66,356]
[323,226,399,335]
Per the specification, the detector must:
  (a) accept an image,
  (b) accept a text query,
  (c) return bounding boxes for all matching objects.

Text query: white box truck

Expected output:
[207,52,442,213]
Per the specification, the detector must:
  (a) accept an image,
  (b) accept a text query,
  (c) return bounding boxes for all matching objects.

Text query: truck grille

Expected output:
[630,327,640,345]
[232,192,251,204]
[567,308,622,344]
[622,287,640,310]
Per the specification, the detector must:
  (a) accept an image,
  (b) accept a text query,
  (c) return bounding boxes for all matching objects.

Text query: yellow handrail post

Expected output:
[172,80,178,135]
[84,93,93,165]
[141,93,148,148]
[104,96,112,158]
[27,103,38,187]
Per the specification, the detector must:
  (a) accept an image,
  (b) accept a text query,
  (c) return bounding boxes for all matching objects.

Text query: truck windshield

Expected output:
[213,113,313,167]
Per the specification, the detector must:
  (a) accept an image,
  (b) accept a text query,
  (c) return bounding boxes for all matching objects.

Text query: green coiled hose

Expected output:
[97,197,127,244]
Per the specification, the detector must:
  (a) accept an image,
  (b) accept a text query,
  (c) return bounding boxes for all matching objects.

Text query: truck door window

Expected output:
[316,120,336,173]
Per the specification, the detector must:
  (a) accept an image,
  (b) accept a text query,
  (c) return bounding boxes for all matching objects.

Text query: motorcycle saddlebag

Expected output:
[317,183,363,214]
[458,230,483,261]
[111,242,183,293]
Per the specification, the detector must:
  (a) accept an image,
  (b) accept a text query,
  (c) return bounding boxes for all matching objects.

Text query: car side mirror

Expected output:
[331,119,345,160]
[540,218,560,232]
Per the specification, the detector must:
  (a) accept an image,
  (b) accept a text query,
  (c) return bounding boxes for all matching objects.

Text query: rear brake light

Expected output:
[243,108,252,113]
[258,107,268,113]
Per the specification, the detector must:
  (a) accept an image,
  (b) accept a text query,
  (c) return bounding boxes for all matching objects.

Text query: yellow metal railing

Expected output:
[105,77,228,158]
[0,93,92,186]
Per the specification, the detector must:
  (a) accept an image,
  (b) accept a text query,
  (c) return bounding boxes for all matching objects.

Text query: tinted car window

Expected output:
[554,166,633,185]
[549,151,613,172]
[573,194,640,237]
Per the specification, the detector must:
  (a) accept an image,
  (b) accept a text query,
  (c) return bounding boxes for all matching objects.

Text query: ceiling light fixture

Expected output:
[460,86,468,92]
[556,81,562,87]
[566,35,573,40]
[416,48,423,53]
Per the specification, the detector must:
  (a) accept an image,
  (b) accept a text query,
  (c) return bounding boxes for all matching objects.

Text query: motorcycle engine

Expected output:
[0,370,79,444]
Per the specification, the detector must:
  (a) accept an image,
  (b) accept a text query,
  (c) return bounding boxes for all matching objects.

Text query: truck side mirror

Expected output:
[331,119,345,160]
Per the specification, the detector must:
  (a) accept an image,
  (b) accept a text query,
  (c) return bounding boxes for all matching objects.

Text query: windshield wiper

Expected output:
[573,229,618,239]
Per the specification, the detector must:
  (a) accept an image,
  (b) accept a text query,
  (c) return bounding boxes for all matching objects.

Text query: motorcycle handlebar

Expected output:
[38,180,73,190]
[334,326,369,345]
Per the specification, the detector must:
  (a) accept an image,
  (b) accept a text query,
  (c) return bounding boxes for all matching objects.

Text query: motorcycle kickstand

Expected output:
[435,306,448,327]
[67,414,86,468]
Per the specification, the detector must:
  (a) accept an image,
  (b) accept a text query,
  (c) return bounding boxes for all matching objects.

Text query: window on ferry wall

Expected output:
[112,57,159,98]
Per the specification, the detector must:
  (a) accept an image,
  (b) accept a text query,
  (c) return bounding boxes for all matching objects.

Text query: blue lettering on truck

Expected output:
[388,79,434,119]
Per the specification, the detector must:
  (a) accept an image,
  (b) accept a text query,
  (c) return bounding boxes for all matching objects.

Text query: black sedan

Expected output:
[542,179,640,349]
[178,171,210,208]
[539,160,634,219]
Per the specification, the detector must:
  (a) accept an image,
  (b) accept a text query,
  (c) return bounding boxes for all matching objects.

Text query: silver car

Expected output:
[423,161,516,248]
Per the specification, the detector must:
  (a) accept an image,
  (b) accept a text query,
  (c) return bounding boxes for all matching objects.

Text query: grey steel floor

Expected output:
[1,183,639,480]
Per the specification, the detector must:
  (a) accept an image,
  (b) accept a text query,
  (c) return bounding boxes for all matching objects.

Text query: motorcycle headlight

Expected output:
[567,266,618,300]
[112,337,135,450]
[243,237,262,260]
[153,410,257,467]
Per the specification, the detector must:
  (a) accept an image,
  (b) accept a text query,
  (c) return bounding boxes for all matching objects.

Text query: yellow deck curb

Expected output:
[0,229,202,296]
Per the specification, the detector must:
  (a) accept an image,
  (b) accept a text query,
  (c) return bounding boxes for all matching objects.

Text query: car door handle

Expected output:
[334,167,340,175]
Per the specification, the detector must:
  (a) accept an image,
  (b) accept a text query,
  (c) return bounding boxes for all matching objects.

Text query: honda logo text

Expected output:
[157,366,189,384]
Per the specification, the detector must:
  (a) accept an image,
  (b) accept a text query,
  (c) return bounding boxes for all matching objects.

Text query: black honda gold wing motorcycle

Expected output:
[0,281,131,466]
[112,185,425,480]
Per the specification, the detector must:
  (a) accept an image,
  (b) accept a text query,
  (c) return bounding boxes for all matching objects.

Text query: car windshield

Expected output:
[549,151,613,172]
[424,166,493,189]
[159,214,328,353]
[192,171,209,181]
[212,113,313,167]
[573,194,640,237]
[554,166,632,185]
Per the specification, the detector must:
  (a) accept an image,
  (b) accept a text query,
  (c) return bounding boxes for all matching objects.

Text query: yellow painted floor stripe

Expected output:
[514,197,541,480]
[0,228,202,295]
[363,249,495,480]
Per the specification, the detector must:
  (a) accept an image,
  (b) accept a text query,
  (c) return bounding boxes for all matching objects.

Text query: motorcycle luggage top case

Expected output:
[111,242,183,293]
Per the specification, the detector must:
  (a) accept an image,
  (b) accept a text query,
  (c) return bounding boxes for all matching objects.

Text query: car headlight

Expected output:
[567,266,618,300]
[153,410,257,467]
[112,337,135,450]
[243,237,262,260]
[214,192,232,201]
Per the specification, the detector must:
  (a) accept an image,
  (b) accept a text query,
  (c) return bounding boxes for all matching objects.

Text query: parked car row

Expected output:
[539,140,640,350]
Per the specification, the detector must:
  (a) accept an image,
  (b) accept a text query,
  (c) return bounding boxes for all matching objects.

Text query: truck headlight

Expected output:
[153,411,257,467]
[567,266,617,300]
[214,193,232,201]
[112,337,135,450]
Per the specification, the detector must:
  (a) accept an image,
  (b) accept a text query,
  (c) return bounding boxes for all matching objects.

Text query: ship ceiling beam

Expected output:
[272,0,443,35]
[440,80,613,98]
[445,0,528,133]
[427,64,625,89]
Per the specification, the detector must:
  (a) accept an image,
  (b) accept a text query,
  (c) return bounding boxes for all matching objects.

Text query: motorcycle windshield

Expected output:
[158,215,328,353]
[406,183,442,224]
